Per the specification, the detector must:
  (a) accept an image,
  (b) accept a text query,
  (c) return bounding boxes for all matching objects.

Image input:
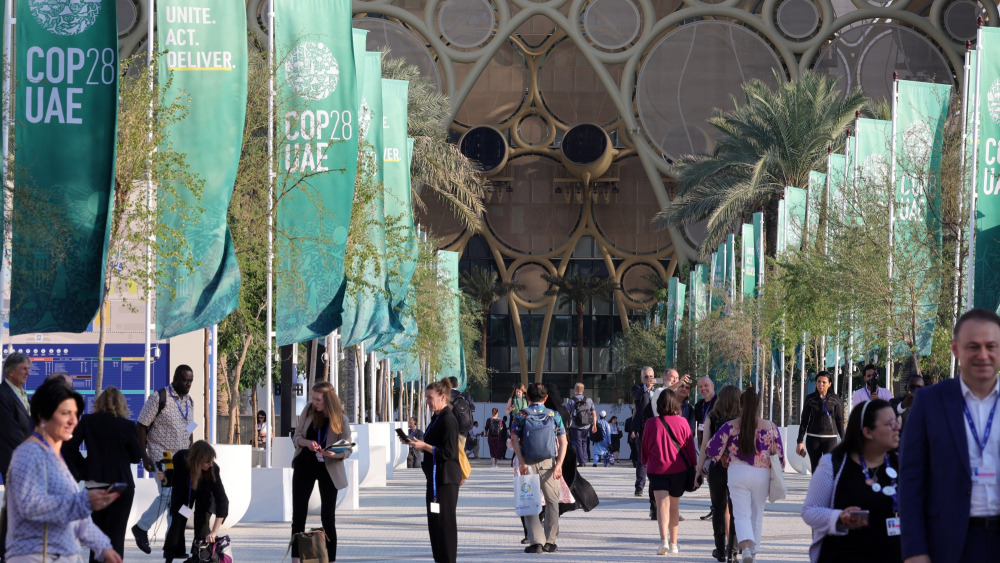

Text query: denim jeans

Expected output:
[136,480,172,531]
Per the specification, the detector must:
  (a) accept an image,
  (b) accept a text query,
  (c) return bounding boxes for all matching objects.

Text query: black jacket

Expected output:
[796,391,845,443]
[630,384,654,435]
[0,380,31,475]
[64,412,143,487]
[558,447,599,515]
[422,406,462,485]
[163,450,229,559]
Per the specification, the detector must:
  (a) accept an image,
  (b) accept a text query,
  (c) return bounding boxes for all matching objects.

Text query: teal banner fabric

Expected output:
[741,222,755,297]
[11,0,118,334]
[438,250,466,390]
[784,186,808,251]
[973,29,1000,311]
[155,0,247,339]
[664,277,686,368]
[275,0,359,346]
[753,211,764,289]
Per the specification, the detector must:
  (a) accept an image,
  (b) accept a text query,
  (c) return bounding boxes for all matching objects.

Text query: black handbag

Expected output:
[660,417,698,492]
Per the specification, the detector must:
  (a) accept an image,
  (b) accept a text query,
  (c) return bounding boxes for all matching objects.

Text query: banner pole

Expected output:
[954,45,973,378]
[887,75,898,390]
[211,324,218,444]
[265,0,275,468]
[143,0,155,400]
[968,24,983,315]
[0,0,12,360]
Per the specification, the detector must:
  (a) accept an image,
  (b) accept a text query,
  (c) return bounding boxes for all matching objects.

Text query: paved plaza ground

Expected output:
[133,461,814,562]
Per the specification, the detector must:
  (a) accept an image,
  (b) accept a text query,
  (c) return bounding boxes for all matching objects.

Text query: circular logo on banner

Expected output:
[286,41,339,101]
[359,96,373,139]
[903,120,933,171]
[29,0,102,36]
[861,153,890,186]
[989,78,1000,125]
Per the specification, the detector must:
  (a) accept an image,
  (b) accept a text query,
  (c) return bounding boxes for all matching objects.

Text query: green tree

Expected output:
[460,266,523,362]
[652,71,866,258]
[541,272,620,384]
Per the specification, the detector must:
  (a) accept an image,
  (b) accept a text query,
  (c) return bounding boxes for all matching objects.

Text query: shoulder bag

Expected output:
[767,423,788,502]
[283,528,328,563]
[659,417,697,492]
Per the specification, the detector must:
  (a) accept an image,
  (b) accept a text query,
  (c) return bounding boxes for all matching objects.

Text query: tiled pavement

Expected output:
[131,461,814,562]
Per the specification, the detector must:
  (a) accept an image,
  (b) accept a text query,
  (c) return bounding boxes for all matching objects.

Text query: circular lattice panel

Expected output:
[584,0,641,50]
[944,1,980,43]
[776,0,819,39]
[439,0,496,48]
[354,18,442,92]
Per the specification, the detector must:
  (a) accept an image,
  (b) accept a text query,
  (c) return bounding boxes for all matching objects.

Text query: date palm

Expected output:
[460,266,524,362]
[652,71,867,258]
[542,272,621,384]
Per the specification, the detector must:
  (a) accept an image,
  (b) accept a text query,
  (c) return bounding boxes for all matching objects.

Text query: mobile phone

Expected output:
[849,509,869,523]
[395,428,411,442]
[106,483,127,494]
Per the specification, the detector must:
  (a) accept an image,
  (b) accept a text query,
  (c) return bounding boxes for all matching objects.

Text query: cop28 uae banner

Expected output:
[155,0,247,339]
[275,0,359,346]
[970,28,1000,313]
[11,0,118,334]
[664,277,686,369]
[439,250,466,390]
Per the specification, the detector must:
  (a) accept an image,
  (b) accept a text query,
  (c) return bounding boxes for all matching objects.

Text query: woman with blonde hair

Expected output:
[64,386,143,562]
[291,381,353,562]
[159,440,229,562]
[506,383,528,414]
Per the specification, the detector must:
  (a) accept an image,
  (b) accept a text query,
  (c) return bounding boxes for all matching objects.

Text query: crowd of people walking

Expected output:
[3,307,1000,563]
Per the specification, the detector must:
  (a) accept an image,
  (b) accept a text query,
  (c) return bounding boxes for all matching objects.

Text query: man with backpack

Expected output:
[131,365,196,554]
[511,384,569,555]
[447,376,475,452]
[566,383,596,467]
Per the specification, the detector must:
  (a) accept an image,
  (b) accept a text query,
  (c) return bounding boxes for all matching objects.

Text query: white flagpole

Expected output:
[953,45,973,379]
[265,0,275,467]
[887,74,898,390]
[1,0,12,358]
[357,342,365,422]
[369,351,377,421]
[968,23,984,315]
[143,0,155,400]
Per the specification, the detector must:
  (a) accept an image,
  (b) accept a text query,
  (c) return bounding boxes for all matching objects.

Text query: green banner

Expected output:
[439,250,466,389]
[342,38,394,348]
[808,171,826,248]
[894,80,950,353]
[741,222,755,296]
[753,211,764,289]
[275,0,359,346]
[973,28,1000,312]
[855,118,893,206]
[11,0,118,334]
[784,186,808,251]
[726,233,735,297]
[665,277,686,369]
[155,0,246,339]
[711,244,725,310]
[380,80,416,333]
[693,263,709,322]
[777,198,786,252]
[828,154,845,221]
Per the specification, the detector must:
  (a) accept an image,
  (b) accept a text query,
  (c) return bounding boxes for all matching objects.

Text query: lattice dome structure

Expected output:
[116,0,987,396]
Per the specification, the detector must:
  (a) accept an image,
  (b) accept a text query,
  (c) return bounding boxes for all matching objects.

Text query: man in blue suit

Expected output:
[900,308,1000,563]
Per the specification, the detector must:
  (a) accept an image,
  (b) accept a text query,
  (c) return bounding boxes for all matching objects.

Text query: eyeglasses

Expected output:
[874,419,901,430]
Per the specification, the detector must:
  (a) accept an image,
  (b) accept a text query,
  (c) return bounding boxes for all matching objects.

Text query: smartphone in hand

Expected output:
[106,483,128,494]
[395,428,412,442]
[849,509,869,523]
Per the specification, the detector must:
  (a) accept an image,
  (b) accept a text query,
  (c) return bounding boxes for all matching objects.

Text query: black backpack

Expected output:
[452,392,474,434]
[588,422,604,443]
[148,388,168,429]
[486,418,502,437]
[573,398,593,427]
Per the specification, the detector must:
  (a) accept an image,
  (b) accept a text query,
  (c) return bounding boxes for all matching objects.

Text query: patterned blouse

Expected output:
[706,420,786,469]
[5,440,113,561]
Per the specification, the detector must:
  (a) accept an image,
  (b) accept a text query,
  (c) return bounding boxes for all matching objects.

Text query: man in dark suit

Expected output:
[0,352,33,562]
[631,366,656,503]
[901,308,1000,563]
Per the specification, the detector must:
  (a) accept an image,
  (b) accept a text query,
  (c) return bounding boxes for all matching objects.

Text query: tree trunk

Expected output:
[204,328,211,442]
[344,347,357,423]
[764,196,780,258]
[251,388,259,448]
[96,296,108,393]
[576,303,585,384]
[481,306,489,362]
[226,335,253,444]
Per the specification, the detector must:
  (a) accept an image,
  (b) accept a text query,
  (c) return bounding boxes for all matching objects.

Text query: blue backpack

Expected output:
[519,408,558,462]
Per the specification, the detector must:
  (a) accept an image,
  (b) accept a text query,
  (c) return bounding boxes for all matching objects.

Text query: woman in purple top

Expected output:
[707,387,785,563]
[642,389,700,556]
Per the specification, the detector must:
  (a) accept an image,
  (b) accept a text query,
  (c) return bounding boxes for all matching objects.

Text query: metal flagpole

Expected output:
[887,73,898,391]
[357,343,365,422]
[265,0,275,468]
[953,42,973,379]
[369,351,377,422]
[143,0,155,400]
[968,21,984,318]
[210,324,218,444]
[1,0,13,358]
[331,331,339,391]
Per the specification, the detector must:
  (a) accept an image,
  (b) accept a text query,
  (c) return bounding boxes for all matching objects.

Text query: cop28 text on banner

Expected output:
[11,0,118,334]
[155,0,247,339]
[275,0,359,346]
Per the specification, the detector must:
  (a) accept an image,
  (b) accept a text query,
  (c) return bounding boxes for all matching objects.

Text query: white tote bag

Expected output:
[514,473,543,516]
[767,424,788,503]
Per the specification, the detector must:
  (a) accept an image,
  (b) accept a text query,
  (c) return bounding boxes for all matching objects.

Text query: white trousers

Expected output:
[727,462,770,552]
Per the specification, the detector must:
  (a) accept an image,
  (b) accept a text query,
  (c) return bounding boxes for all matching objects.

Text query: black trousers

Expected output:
[805,436,838,473]
[708,463,736,556]
[425,480,459,563]
[959,526,1000,562]
[90,486,135,563]
[163,504,212,561]
[635,462,647,493]
[292,458,338,560]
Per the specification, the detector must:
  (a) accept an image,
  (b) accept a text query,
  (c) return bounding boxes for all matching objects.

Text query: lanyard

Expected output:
[317,422,328,448]
[188,476,196,506]
[700,397,716,423]
[860,453,898,514]
[170,387,190,421]
[865,386,879,400]
[963,395,1000,456]
[32,432,62,461]
[820,396,831,419]
[426,414,439,502]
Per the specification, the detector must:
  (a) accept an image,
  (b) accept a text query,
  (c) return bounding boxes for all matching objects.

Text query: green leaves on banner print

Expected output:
[11,0,119,334]
[155,0,247,339]
[275,0,359,346]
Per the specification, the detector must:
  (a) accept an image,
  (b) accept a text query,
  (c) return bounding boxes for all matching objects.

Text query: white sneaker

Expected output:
[669,543,679,554]
[656,540,669,555]
[741,548,754,563]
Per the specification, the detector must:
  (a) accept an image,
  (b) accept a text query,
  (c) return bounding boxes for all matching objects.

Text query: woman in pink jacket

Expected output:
[642,388,700,556]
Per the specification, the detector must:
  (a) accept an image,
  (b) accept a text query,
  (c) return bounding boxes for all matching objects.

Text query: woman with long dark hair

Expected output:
[398,379,461,563]
[161,440,228,562]
[291,382,352,562]
[696,384,741,562]
[801,399,901,563]
[486,407,505,467]
[706,387,784,563]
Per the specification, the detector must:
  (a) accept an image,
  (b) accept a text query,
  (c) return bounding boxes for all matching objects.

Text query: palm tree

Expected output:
[652,71,867,258]
[460,266,524,362]
[382,56,485,231]
[542,272,621,384]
